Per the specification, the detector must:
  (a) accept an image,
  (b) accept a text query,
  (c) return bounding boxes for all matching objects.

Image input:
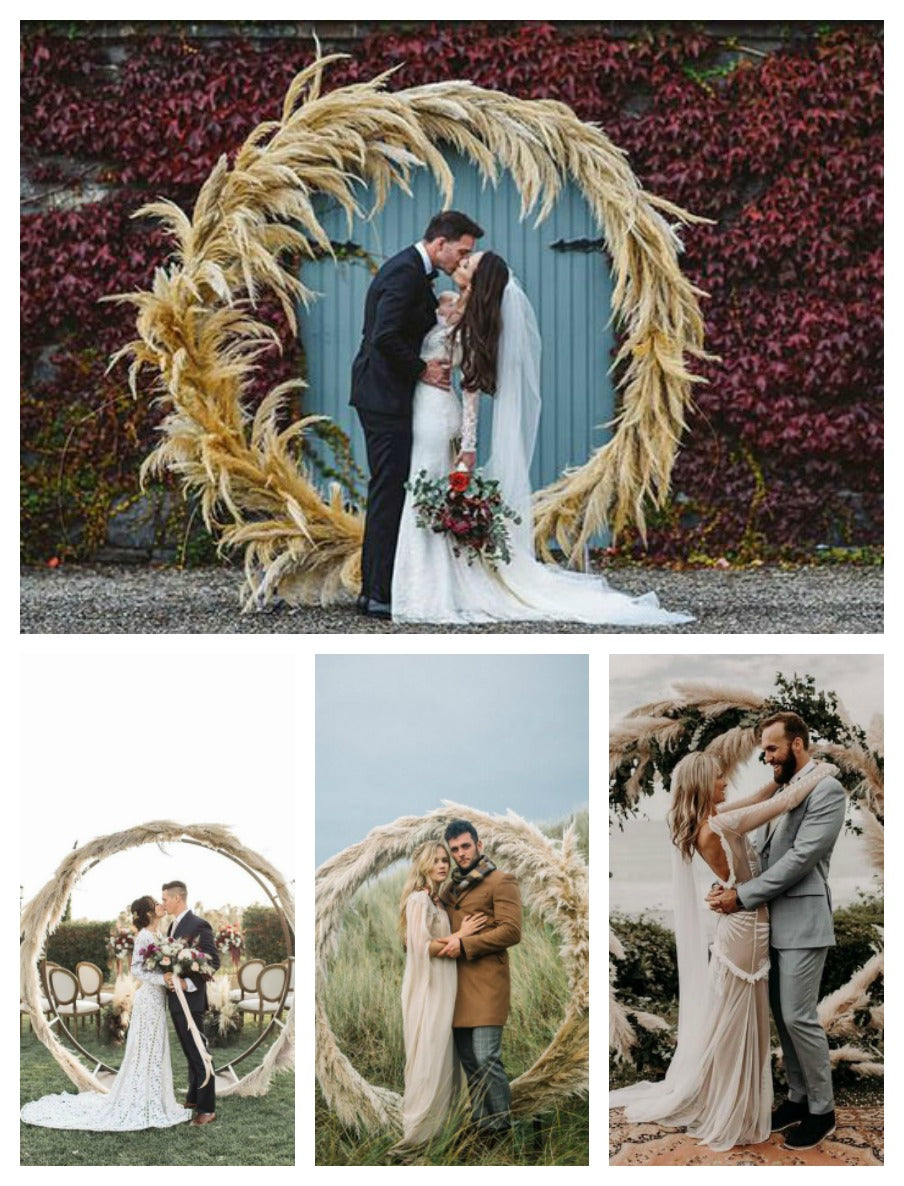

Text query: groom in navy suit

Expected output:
[350,210,483,617]
[161,880,220,1125]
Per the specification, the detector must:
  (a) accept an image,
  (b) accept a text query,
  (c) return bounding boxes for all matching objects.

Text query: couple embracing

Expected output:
[393,818,522,1160]
[351,210,691,627]
[611,711,846,1153]
[22,881,221,1131]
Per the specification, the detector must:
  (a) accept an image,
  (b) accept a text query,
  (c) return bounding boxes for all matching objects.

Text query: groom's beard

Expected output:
[455,856,479,873]
[773,751,798,785]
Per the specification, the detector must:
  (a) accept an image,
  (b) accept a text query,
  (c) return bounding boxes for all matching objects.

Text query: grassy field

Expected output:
[317,817,589,1166]
[20,1013,293,1165]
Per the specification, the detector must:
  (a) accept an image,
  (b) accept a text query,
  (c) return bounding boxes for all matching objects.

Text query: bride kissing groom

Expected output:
[350,210,691,627]
[22,879,221,1131]
[394,818,523,1160]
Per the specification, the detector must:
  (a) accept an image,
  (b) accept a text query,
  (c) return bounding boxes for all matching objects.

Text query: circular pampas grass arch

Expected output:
[109,51,712,609]
[20,821,294,1098]
[316,802,588,1133]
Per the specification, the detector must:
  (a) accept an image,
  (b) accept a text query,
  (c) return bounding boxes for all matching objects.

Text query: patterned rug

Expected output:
[610,1106,883,1165]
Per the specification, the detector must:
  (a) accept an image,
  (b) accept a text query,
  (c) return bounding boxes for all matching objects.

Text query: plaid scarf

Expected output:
[448,855,497,904]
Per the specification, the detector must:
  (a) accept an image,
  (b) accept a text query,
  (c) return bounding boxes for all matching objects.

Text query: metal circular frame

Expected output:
[20,821,294,1097]
[315,803,588,1134]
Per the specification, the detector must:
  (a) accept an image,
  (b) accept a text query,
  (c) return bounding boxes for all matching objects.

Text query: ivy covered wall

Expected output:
[20,20,882,564]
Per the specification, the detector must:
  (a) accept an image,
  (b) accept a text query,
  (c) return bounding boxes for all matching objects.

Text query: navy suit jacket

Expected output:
[350,245,438,417]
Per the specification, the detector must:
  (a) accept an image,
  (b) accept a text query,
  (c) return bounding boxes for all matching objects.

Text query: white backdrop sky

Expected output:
[316,653,589,866]
[20,654,296,922]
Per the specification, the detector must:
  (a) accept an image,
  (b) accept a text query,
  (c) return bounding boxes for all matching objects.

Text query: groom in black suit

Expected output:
[161,880,221,1125]
[350,210,484,617]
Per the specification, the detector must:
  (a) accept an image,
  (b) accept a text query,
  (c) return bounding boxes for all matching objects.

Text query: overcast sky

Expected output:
[316,654,588,866]
[610,653,883,820]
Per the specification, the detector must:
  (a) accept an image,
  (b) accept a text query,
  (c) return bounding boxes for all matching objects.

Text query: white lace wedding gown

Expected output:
[21,928,192,1130]
[392,293,693,626]
[610,766,832,1151]
[398,892,461,1146]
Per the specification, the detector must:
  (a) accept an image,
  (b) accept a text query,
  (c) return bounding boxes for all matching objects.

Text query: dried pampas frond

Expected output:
[818,953,884,1037]
[316,802,588,1132]
[858,807,884,880]
[704,725,759,776]
[110,52,710,605]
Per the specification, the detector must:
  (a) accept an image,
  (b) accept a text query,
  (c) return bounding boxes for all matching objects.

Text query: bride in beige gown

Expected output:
[394,841,485,1156]
[610,751,838,1151]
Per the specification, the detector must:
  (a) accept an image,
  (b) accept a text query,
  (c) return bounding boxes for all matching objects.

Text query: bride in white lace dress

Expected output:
[21,896,192,1131]
[392,842,484,1159]
[391,252,693,626]
[609,752,837,1151]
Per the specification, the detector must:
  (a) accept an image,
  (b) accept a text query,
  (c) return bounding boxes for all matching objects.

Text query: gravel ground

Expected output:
[20,563,883,634]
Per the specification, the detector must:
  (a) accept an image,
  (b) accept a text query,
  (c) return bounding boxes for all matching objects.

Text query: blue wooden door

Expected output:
[300,152,615,502]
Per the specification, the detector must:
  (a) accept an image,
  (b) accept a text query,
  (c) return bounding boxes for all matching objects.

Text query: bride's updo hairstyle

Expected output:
[130,895,156,930]
[398,840,452,943]
[456,251,509,395]
[668,751,723,861]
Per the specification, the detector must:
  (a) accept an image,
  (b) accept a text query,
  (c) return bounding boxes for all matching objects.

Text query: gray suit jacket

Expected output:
[737,771,846,949]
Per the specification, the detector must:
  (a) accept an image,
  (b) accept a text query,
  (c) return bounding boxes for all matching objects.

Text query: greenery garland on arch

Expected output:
[109,52,711,608]
[608,673,884,1080]
[315,803,588,1133]
[20,821,295,1098]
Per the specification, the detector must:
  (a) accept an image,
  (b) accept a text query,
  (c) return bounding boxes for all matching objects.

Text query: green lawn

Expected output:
[20,1020,293,1165]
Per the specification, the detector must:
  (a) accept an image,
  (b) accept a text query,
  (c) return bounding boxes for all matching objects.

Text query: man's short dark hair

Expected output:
[443,818,479,845]
[424,211,484,243]
[162,880,188,899]
[759,711,810,751]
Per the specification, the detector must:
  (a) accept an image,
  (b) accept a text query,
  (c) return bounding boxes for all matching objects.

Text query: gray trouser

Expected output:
[453,1025,512,1132]
[769,945,834,1114]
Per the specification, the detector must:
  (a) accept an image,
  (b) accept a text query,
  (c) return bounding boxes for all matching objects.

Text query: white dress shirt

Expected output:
[414,240,433,274]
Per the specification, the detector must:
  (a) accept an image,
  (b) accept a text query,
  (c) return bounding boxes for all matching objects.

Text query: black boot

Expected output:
[771,1097,808,1132]
[783,1109,836,1150]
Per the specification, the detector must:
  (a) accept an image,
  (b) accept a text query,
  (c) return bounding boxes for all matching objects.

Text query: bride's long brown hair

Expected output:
[668,751,723,861]
[454,252,510,394]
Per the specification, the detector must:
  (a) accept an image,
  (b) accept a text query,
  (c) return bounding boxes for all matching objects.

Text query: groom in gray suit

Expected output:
[707,711,846,1151]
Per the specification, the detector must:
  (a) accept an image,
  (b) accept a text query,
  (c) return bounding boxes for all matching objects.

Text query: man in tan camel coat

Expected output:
[438,818,522,1141]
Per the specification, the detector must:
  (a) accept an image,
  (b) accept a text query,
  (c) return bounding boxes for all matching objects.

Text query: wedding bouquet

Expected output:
[215,923,245,969]
[137,935,216,981]
[406,467,521,568]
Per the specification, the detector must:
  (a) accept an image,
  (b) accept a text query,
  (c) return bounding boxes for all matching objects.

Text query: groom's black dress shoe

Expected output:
[364,598,392,619]
[782,1109,836,1150]
[356,594,369,615]
[190,1111,216,1126]
[771,1097,808,1132]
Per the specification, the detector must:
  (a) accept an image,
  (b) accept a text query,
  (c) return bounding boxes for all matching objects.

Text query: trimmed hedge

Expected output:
[242,905,293,966]
[822,893,883,996]
[610,912,679,1003]
[45,921,114,976]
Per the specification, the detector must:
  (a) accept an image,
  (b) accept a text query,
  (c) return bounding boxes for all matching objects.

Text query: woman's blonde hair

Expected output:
[668,751,723,861]
[399,840,452,942]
